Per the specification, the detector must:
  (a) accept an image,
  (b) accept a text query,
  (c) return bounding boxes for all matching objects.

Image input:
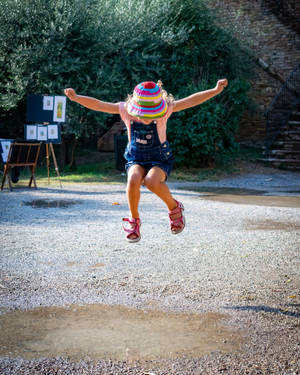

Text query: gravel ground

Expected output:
[0,169,300,374]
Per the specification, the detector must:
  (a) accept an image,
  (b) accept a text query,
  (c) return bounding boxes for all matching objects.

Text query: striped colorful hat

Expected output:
[127,81,168,119]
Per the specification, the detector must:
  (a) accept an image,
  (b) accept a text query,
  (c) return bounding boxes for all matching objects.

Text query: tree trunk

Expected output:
[60,136,69,168]
[68,137,77,171]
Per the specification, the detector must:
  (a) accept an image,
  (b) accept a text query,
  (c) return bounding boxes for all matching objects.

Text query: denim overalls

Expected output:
[124,120,174,177]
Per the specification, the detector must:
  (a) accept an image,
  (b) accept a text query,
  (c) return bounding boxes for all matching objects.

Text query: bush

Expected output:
[168,79,251,167]
[0,0,109,139]
[0,0,254,166]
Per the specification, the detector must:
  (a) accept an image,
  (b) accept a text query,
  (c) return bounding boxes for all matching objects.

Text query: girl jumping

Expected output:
[64,79,228,242]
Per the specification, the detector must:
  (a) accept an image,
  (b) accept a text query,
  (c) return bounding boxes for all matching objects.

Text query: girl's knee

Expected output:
[127,173,143,188]
[144,175,160,191]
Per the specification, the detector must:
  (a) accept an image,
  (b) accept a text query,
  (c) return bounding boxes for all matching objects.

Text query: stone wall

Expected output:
[208,0,300,144]
[263,0,300,34]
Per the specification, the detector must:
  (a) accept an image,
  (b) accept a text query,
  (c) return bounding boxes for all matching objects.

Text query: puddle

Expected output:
[246,219,300,231]
[180,186,300,207]
[90,263,105,268]
[22,199,81,209]
[182,186,266,195]
[65,262,80,267]
[202,194,300,208]
[0,304,242,361]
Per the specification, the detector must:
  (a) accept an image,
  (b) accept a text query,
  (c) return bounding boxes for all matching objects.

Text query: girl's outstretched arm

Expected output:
[64,88,120,114]
[173,79,228,113]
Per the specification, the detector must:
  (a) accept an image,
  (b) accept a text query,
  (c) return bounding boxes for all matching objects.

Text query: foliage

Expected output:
[168,79,251,167]
[0,0,106,138]
[0,0,254,166]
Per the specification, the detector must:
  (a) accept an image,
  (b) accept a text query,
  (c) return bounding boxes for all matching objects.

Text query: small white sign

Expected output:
[53,96,66,122]
[48,124,58,140]
[37,126,47,141]
[43,96,54,111]
[0,140,12,163]
[26,125,37,140]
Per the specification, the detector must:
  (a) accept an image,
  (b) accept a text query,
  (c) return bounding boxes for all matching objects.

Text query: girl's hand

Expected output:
[216,79,228,93]
[64,88,77,101]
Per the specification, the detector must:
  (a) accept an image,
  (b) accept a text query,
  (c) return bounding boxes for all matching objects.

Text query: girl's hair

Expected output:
[125,80,174,107]
[157,80,174,105]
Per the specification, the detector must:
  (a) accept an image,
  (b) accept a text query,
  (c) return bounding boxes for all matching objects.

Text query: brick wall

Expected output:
[263,0,300,34]
[208,0,300,144]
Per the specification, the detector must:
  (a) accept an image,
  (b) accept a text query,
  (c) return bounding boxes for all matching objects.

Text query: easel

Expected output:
[45,142,62,188]
[42,122,62,188]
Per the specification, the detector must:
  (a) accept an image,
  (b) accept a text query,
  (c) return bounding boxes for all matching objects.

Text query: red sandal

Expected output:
[122,217,141,243]
[169,200,185,234]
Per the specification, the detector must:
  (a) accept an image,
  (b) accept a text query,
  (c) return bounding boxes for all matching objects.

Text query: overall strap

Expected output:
[130,120,160,146]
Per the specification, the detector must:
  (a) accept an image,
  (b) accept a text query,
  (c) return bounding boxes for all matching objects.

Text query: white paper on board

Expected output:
[37,126,48,141]
[48,124,58,140]
[53,96,66,122]
[43,96,54,111]
[26,125,37,140]
[1,141,12,163]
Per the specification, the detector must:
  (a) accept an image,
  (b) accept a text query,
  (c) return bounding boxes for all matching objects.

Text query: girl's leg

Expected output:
[126,164,146,218]
[143,166,177,211]
[144,166,185,234]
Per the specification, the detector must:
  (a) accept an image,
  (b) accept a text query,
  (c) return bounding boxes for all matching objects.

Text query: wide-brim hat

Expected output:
[127,81,168,119]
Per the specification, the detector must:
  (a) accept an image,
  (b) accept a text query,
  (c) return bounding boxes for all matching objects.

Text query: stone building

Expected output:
[209,0,300,141]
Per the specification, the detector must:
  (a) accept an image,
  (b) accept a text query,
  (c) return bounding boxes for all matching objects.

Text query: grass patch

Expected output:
[12,153,126,186]
[170,146,264,182]
[169,165,239,182]
[42,163,125,185]
[61,161,126,183]
[6,145,264,187]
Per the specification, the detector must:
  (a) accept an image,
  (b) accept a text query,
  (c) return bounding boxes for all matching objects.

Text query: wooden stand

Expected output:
[1,143,41,192]
[45,142,62,188]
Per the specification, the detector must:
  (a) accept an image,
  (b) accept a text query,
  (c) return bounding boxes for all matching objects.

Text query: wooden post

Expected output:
[45,143,50,185]
[1,164,12,191]
[49,143,62,188]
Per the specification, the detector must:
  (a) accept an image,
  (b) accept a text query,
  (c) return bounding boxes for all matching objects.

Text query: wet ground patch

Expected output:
[202,194,300,207]
[0,304,242,362]
[179,186,300,207]
[22,199,82,209]
[180,186,267,196]
[246,219,300,231]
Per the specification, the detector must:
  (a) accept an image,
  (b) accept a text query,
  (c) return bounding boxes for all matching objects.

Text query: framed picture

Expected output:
[0,139,13,163]
[43,96,54,111]
[25,125,37,140]
[47,124,61,144]
[37,125,48,141]
[53,96,66,122]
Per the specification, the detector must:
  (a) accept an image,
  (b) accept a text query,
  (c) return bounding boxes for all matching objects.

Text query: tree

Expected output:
[0,0,254,167]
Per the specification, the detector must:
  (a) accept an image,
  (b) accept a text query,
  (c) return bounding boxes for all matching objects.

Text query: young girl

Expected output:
[64,79,228,242]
